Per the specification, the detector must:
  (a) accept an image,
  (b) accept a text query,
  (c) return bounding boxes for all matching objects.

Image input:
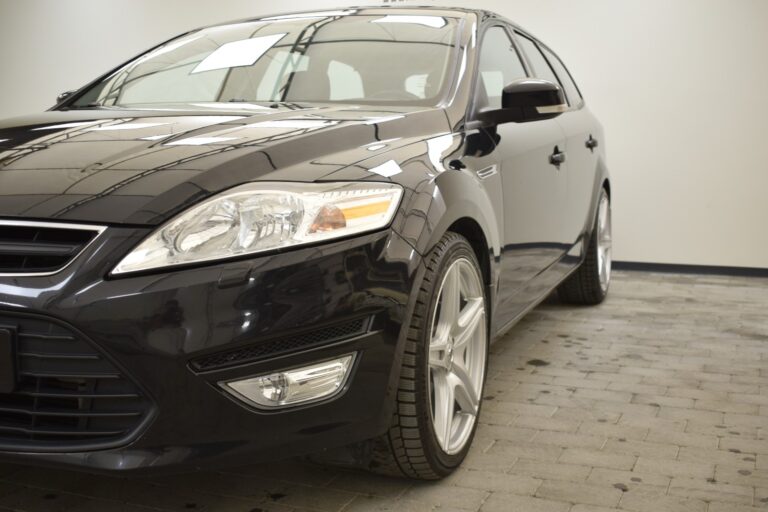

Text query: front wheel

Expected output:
[558,188,612,305]
[371,232,488,479]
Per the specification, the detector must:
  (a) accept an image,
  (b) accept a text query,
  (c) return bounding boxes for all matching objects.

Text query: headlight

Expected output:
[112,182,403,274]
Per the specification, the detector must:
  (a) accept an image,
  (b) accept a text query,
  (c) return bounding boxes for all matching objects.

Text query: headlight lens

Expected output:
[112,182,402,274]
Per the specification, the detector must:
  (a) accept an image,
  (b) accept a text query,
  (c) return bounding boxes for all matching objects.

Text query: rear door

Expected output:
[519,36,600,255]
[472,25,569,330]
[540,44,600,249]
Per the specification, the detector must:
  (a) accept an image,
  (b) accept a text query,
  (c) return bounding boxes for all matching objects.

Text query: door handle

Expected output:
[549,146,566,168]
[585,135,599,152]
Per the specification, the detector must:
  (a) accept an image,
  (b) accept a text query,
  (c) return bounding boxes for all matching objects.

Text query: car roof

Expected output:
[204,5,523,31]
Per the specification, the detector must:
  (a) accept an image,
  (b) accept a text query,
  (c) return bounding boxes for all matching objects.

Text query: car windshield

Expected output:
[71,12,461,109]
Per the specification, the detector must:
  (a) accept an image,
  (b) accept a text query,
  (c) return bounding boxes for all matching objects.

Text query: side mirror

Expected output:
[56,90,75,104]
[479,78,567,125]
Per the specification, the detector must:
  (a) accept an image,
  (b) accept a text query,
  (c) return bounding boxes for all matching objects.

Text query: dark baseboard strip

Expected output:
[614,261,768,278]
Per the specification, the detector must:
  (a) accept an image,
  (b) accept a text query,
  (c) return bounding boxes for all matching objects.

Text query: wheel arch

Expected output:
[582,156,611,240]
[446,217,491,289]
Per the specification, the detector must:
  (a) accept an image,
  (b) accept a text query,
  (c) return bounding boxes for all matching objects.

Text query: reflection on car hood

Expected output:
[0,105,447,225]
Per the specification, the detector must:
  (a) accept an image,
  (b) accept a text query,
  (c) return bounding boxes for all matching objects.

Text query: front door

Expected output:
[472,25,569,331]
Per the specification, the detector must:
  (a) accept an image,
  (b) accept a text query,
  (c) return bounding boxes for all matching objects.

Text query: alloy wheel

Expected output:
[597,193,612,292]
[428,258,487,455]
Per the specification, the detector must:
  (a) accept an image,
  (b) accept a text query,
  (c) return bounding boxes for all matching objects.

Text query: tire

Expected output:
[370,232,489,479]
[558,188,612,305]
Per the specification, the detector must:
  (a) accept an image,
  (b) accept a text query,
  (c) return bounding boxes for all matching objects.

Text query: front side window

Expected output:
[515,34,562,90]
[474,26,528,111]
[72,14,460,109]
[540,46,583,107]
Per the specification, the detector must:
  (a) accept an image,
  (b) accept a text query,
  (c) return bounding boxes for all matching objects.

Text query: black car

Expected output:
[0,7,611,479]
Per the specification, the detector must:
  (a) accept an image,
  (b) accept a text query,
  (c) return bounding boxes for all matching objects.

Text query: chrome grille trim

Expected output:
[0,220,107,277]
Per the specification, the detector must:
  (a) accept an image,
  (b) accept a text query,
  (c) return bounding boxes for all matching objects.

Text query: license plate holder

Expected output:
[0,328,17,393]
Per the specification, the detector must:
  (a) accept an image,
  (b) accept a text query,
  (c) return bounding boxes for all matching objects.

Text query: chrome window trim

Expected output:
[0,219,107,277]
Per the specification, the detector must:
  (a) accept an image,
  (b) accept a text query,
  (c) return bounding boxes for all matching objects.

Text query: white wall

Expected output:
[1,0,767,268]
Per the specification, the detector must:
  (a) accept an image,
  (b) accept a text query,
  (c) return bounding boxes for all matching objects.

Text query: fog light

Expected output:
[222,354,355,409]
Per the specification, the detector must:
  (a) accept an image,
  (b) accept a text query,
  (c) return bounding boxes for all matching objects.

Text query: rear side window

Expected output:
[540,46,583,107]
[514,34,562,91]
[475,26,528,111]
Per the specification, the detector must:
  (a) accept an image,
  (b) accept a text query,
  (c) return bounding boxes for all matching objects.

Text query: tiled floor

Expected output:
[0,270,765,511]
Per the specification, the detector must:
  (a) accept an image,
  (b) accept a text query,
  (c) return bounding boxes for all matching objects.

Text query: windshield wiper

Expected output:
[267,101,309,110]
[61,102,117,111]
[226,99,309,110]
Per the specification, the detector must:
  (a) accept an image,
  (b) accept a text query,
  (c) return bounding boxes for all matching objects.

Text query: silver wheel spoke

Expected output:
[453,298,484,350]
[440,266,461,328]
[451,362,479,414]
[432,369,454,447]
[597,194,612,292]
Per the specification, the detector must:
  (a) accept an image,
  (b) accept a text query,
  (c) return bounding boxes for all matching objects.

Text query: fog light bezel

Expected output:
[219,353,357,411]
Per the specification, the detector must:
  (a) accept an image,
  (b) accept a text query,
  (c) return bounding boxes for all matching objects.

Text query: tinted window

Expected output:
[541,46,583,106]
[475,26,528,111]
[515,34,561,89]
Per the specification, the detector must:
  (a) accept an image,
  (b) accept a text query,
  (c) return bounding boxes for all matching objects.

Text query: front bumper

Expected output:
[0,226,421,473]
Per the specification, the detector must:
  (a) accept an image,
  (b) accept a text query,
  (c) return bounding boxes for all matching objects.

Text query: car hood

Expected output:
[0,105,448,225]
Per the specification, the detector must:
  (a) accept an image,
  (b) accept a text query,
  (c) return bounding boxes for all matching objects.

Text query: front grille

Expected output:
[191,317,371,372]
[0,312,153,452]
[0,220,104,275]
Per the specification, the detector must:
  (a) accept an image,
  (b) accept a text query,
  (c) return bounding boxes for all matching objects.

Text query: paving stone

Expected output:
[644,429,718,449]
[480,492,570,512]
[633,457,714,479]
[493,440,563,462]
[490,401,558,417]
[618,487,707,512]
[473,424,538,444]
[617,415,685,432]
[343,495,437,512]
[632,394,694,409]
[535,479,622,507]
[668,476,754,504]
[677,446,756,469]
[725,412,768,428]
[714,464,768,488]
[657,406,725,424]
[532,431,606,449]
[508,458,592,483]
[402,483,488,510]
[719,437,768,455]
[511,414,580,433]
[708,503,768,512]
[453,469,540,495]
[606,381,667,395]
[558,448,636,470]
[586,467,670,489]
[695,399,760,415]
[577,421,648,441]
[602,438,678,459]
[570,506,622,512]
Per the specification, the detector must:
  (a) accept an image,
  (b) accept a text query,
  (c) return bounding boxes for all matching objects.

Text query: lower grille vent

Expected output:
[0,313,152,451]
[191,317,371,372]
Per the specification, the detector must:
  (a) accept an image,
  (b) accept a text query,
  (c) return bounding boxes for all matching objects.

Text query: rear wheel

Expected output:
[371,232,488,479]
[558,189,612,305]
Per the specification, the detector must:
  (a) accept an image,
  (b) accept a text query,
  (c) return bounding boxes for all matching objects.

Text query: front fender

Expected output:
[583,153,611,240]
[411,169,501,261]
